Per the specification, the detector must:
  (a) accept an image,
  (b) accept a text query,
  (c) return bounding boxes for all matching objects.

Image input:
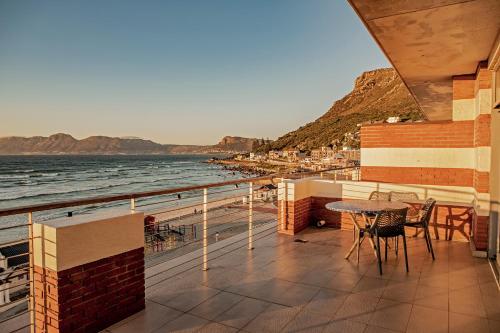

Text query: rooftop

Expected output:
[102,227,499,333]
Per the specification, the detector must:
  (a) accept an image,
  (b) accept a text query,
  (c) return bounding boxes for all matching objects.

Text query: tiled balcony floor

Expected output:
[104,228,500,333]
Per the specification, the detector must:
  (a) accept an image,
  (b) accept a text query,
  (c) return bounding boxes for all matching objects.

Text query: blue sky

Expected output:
[0,0,389,145]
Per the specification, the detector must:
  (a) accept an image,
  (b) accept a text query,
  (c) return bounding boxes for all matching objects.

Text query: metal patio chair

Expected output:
[368,191,391,201]
[405,198,437,260]
[367,207,409,275]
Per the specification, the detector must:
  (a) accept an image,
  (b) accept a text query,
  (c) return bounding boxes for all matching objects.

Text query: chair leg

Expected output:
[376,235,383,275]
[425,226,435,260]
[402,234,409,273]
[384,237,388,262]
[423,227,431,252]
[395,237,399,256]
[356,230,360,264]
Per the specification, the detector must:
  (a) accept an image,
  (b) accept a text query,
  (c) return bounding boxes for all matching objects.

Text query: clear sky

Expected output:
[0,0,389,145]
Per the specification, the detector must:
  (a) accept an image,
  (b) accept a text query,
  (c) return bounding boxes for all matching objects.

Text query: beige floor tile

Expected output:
[364,325,400,333]
[352,276,389,298]
[482,293,500,321]
[160,286,220,312]
[257,278,319,307]
[108,301,182,333]
[413,285,448,311]
[333,293,380,324]
[324,271,362,292]
[197,322,238,333]
[449,312,490,333]
[281,309,331,333]
[302,288,349,318]
[406,305,448,333]
[189,291,243,320]
[154,313,209,333]
[488,319,500,333]
[214,297,272,329]
[449,287,487,318]
[382,280,417,303]
[242,304,301,333]
[368,299,412,332]
[323,319,366,333]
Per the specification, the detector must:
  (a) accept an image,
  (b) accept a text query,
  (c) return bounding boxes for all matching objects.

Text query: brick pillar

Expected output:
[278,180,312,235]
[33,211,145,333]
[452,62,493,253]
[277,178,344,235]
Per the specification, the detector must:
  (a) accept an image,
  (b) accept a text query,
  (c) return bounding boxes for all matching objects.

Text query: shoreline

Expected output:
[207,158,301,175]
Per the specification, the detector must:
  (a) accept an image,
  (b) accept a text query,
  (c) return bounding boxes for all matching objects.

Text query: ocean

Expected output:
[0,155,248,242]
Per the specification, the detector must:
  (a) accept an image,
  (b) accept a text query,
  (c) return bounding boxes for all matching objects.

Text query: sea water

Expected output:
[0,155,246,242]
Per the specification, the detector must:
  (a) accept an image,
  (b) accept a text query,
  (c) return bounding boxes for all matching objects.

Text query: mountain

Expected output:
[258,68,424,152]
[213,136,258,152]
[0,134,259,155]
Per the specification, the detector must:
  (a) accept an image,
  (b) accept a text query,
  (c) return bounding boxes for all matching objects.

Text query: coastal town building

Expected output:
[248,152,265,161]
[281,148,299,160]
[267,150,282,160]
[311,146,336,161]
[254,184,278,201]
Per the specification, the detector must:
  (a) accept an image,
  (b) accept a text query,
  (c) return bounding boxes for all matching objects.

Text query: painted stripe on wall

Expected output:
[361,148,479,170]
[453,99,476,121]
[361,147,490,172]
[452,89,492,121]
[360,166,473,188]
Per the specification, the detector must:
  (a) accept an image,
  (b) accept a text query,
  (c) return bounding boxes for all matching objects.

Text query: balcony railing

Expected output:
[0,166,359,332]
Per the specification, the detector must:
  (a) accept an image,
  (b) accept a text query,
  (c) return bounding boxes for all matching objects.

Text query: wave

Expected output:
[0,174,30,179]
[13,169,35,173]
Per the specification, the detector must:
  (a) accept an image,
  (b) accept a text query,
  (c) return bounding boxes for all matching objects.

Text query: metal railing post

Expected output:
[248,182,253,250]
[203,188,208,271]
[28,212,35,333]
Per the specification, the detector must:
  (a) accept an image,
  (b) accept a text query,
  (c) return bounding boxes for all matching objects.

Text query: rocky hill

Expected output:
[0,134,259,155]
[213,136,258,152]
[258,68,424,152]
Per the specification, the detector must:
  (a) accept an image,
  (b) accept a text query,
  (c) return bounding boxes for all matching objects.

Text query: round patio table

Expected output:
[325,200,410,261]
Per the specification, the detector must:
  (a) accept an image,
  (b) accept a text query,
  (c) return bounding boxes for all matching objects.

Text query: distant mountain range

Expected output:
[257,68,424,152]
[0,134,259,155]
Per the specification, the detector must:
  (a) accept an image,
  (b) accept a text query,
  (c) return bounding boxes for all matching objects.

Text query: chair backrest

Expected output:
[373,208,408,237]
[369,191,390,201]
[389,191,419,202]
[419,198,437,227]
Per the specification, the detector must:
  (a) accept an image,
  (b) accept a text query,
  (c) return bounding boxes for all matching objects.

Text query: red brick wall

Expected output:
[473,170,490,193]
[361,121,474,148]
[360,166,474,187]
[277,197,311,235]
[310,197,346,229]
[280,195,474,243]
[34,247,145,333]
[474,114,491,147]
[473,215,489,250]
[452,74,475,99]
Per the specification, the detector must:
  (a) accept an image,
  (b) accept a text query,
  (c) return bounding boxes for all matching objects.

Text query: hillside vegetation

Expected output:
[257,68,424,152]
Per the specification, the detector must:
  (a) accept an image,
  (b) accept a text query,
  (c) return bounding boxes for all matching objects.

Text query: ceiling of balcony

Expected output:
[349,0,500,120]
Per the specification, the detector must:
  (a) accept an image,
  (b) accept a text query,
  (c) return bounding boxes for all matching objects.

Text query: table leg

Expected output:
[345,213,361,259]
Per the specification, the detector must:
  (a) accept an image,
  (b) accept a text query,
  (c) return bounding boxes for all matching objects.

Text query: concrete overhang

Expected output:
[349,0,500,120]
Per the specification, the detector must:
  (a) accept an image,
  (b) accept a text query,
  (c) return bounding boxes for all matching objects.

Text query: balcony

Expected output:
[111,227,499,333]
[0,166,498,333]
